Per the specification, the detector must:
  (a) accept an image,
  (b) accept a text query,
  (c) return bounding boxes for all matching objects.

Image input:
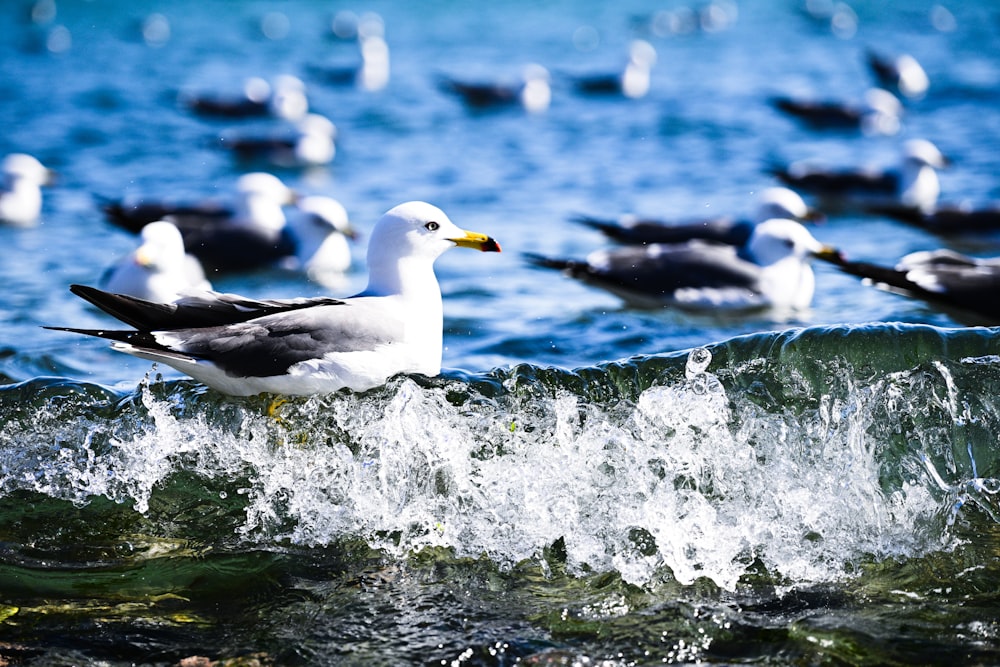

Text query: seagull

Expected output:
[100,220,212,303]
[46,202,501,396]
[571,39,657,99]
[526,218,839,311]
[866,50,929,101]
[866,201,1000,235]
[439,63,551,113]
[771,88,902,136]
[0,153,55,227]
[180,74,309,121]
[771,138,948,213]
[309,35,391,92]
[282,195,359,284]
[571,187,821,247]
[101,172,299,273]
[816,248,1000,325]
[220,113,337,167]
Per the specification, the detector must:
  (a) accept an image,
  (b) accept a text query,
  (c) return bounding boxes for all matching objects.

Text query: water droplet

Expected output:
[685,347,712,378]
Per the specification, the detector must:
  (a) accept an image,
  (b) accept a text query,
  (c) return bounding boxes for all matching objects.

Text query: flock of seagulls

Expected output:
[438,38,659,114]
[527,45,1000,327]
[5,4,998,397]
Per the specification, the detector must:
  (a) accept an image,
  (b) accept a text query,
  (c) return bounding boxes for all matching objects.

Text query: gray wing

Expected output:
[581,243,762,296]
[155,301,407,378]
[527,242,762,298]
[67,284,345,330]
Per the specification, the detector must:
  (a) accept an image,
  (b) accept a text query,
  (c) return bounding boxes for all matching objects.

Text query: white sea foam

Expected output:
[1,349,976,590]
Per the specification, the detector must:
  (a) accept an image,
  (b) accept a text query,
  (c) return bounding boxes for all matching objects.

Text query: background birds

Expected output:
[439,64,552,113]
[526,218,839,312]
[571,39,658,99]
[219,113,337,168]
[817,248,1000,325]
[771,87,902,136]
[102,172,300,273]
[180,74,309,121]
[99,220,211,302]
[772,138,948,213]
[572,187,820,247]
[282,195,358,285]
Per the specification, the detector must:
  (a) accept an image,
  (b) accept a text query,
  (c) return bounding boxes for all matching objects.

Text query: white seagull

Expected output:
[100,220,212,303]
[47,202,501,396]
[1,153,55,227]
[572,186,821,247]
[772,138,948,213]
[527,218,839,312]
[283,195,359,285]
[102,172,298,273]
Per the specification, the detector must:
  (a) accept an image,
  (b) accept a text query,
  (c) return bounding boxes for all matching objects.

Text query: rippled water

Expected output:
[3,0,1000,664]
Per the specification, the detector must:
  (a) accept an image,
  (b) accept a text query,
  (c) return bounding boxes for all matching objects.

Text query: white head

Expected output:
[233,172,296,232]
[294,114,337,165]
[358,35,390,91]
[622,40,656,99]
[364,201,500,296]
[269,74,309,121]
[745,218,833,267]
[135,220,188,271]
[861,88,902,136]
[242,76,271,104]
[901,139,947,169]
[519,63,551,113]
[746,219,838,310]
[895,54,929,100]
[754,187,811,222]
[2,153,53,189]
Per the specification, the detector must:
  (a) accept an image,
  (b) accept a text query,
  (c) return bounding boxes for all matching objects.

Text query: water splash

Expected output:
[3,326,999,592]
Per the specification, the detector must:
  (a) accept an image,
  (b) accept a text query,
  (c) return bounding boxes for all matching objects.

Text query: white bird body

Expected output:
[101,221,211,303]
[51,202,501,396]
[0,153,53,227]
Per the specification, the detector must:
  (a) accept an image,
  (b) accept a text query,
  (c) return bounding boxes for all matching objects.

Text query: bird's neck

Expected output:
[364,256,441,301]
[899,164,939,211]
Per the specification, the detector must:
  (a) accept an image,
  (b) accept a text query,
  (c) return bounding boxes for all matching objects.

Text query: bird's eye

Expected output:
[425,221,440,231]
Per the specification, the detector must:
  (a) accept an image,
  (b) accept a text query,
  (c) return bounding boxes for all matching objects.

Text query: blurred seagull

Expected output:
[866,50,929,101]
[282,195,359,285]
[180,74,309,121]
[571,39,657,99]
[771,138,948,213]
[439,63,551,113]
[817,248,1000,325]
[771,87,902,136]
[0,153,55,227]
[103,172,295,236]
[310,35,390,92]
[572,187,821,247]
[867,202,1000,235]
[102,172,299,273]
[526,218,840,312]
[100,220,211,303]
[220,113,337,167]
[47,202,502,397]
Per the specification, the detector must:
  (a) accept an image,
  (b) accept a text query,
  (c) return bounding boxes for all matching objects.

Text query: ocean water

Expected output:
[2,0,1000,664]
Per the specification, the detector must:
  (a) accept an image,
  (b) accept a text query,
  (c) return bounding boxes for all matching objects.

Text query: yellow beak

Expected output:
[450,229,502,253]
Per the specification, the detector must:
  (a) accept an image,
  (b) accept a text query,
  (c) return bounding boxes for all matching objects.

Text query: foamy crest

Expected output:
[0,345,973,591]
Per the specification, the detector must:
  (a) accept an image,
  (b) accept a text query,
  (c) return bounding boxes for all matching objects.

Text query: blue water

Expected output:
[2,1,1000,664]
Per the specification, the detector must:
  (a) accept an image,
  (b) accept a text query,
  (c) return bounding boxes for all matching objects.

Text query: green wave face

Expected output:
[2,323,999,664]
